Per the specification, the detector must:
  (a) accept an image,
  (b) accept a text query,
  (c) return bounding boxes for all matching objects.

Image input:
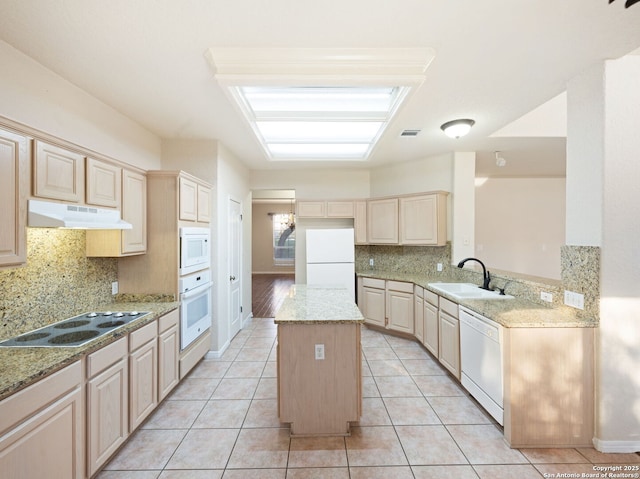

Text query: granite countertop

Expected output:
[274,285,364,324]
[0,299,179,401]
[358,270,597,329]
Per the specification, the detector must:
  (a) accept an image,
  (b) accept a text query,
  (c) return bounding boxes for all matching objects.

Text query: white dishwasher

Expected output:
[459,306,504,425]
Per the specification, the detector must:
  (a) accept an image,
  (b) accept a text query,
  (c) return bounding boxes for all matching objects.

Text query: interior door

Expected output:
[228,198,242,338]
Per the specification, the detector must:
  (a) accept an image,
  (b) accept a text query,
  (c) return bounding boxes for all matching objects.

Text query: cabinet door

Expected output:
[179,176,198,221]
[386,289,414,334]
[296,201,325,218]
[399,193,447,245]
[362,286,385,327]
[414,293,424,343]
[367,198,398,244]
[33,140,84,202]
[130,339,158,431]
[0,128,27,267]
[86,157,121,208]
[424,301,439,356]
[354,200,367,244]
[87,357,128,477]
[197,183,212,223]
[326,201,354,218]
[122,169,147,254]
[438,311,460,378]
[158,311,179,401]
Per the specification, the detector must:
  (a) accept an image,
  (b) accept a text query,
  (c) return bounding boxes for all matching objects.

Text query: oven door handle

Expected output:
[181,281,211,299]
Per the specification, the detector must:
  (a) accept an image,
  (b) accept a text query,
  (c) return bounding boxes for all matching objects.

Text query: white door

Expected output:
[228,199,242,338]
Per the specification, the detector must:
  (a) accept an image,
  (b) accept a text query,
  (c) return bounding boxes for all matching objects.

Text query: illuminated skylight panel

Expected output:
[255,121,384,142]
[267,143,370,159]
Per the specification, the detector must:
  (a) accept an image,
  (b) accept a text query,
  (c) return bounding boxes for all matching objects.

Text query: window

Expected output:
[273,213,295,266]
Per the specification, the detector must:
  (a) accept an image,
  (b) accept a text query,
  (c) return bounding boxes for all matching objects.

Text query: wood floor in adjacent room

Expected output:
[252,273,295,318]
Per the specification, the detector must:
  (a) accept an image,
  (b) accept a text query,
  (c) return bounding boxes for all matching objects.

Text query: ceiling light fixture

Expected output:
[440,119,475,138]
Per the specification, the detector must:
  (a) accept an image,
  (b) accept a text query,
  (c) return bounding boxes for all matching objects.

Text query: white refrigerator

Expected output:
[306,228,355,300]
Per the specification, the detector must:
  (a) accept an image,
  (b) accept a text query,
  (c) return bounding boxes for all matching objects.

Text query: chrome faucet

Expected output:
[457,257,492,291]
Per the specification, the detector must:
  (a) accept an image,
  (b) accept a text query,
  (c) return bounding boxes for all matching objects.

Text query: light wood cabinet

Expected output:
[179,174,211,223]
[438,297,460,379]
[197,183,212,223]
[296,200,356,218]
[0,128,28,268]
[129,321,158,431]
[361,278,386,328]
[86,157,121,208]
[0,361,84,479]
[326,201,355,217]
[386,281,414,335]
[86,168,147,257]
[423,291,439,356]
[354,200,367,244]
[158,310,180,401]
[414,286,424,343]
[367,197,399,244]
[399,192,447,246]
[33,140,84,202]
[87,337,129,477]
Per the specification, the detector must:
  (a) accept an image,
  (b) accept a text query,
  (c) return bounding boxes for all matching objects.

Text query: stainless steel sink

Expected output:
[428,282,513,300]
[0,311,150,347]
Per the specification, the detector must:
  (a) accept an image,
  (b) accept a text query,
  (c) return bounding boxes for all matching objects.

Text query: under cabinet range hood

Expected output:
[28,199,133,229]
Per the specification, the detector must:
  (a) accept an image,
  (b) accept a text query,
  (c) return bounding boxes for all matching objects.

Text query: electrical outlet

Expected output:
[111,281,118,295]
[315,344,325,360]
[369,258,374,267]
[437,263,443,272]
[564,290,584,310]
[540,291,553,303]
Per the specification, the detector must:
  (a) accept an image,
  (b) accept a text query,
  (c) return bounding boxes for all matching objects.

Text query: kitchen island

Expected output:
[275,285,364,437]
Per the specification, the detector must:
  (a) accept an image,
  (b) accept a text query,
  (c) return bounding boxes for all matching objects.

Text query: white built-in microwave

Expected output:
[179,227,210,276]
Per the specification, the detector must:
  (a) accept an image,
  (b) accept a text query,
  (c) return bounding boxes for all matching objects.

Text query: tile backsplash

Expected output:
[0,228,117,341]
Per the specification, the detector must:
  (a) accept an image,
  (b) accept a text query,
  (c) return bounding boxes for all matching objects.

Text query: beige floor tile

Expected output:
[97,471,161,479]
[268,348,278,361]
[357,397,392,426]
[222,470,285,479]
[385,336,421,349]
[286,468,349,479]
[412,465,480,478]
[254,377,278,399]
[224,361,266,378]
[227,428,291,468]
[413,375,465,397]
[427,396,493,424]
[395,425,468,465]
[158,471,223,479]
[519,448,589,464]
[229,335,248,348]
[217,347,240,361]
[393,347,433,360]
[262,361,277,377]
[288,436,348,468]
[374,375,422,397]
[576,447,640,463]
[383,397,441,425]
[235,347,271,362]
[192,399,251,428]
[165,428,239,469]
[367,359,409,376]
[401,359,446,376]
[248,329,277,339]
[345,426,408,467]
[243,398,284,428]
[141,399,206,429]
[363,346,398,360]
[104,429,186,470]
[189,360,232,378]
[168,377,220,400]
[212,378,259,399]
[362,376,381,397]
[473,464,544,479]
[361,361,373,377]
[243,336,276,349]
[349,466,414,479]
[447,425,528,465]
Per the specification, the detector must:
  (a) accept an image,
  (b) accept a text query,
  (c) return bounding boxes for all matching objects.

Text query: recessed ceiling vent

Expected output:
[400,129,421,137]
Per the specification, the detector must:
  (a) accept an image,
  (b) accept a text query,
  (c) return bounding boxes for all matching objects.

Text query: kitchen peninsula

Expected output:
[275,285,364,436]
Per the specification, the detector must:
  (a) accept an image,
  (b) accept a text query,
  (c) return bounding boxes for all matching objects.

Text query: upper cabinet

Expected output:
[399,192,448,246]
[179,175,211,223]
[354,200,367,244]
[86,157,122,208]
[0,128,28,268]
[296,200,355,219]
[367,197,399,244]
[33,140,84,203]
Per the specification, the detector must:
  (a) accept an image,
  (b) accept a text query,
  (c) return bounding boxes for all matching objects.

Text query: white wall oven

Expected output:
[179,269,212,350]
[180,227,210,275]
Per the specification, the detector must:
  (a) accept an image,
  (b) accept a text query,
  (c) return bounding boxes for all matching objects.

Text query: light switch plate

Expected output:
[111,281,118,295]
[564,290,584,310]
[315,344,325,360]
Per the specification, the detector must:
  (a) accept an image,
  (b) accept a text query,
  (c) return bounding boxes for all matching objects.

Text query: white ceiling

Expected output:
[1,0,639,177]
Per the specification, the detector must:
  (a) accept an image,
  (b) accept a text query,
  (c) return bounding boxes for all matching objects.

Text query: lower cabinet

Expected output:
[0,361,84,479]
[158,309,180,401]
[423,290,439,357]
[414,286,424,343]
[438,297,460,379]
[386,281,414,334]
[361,278,386,328]
[129,321,158,431]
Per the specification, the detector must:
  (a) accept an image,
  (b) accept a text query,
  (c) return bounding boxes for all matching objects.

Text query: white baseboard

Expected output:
[205,338,230,359]
[593,437,640,453]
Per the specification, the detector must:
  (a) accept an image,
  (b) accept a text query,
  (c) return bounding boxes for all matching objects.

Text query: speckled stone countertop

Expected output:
[274,285,364,324]
[358,270,597,329]
[0,299,178,401]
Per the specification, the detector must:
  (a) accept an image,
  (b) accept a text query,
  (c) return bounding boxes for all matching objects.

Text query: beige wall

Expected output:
[252,202,295,274]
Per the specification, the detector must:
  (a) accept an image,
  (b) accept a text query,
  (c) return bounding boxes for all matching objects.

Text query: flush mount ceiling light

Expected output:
[206,48,435,161]
[440,119,475,138]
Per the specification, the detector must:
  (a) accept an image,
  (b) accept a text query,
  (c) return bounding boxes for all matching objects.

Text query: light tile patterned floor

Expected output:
[99,319,640,479]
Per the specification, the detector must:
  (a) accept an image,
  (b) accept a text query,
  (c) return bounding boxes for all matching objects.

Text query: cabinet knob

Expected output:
[230,275,236,281]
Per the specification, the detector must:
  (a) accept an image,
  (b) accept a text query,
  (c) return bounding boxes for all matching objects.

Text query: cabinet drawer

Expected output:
[439,297,459,318]
[424,289,439,307]
[414,285,424,298]
[88,336,127,377]
[362,277,385,289]
[130,320,158,351]
[387,280,413,293]
[158,309,179,334]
